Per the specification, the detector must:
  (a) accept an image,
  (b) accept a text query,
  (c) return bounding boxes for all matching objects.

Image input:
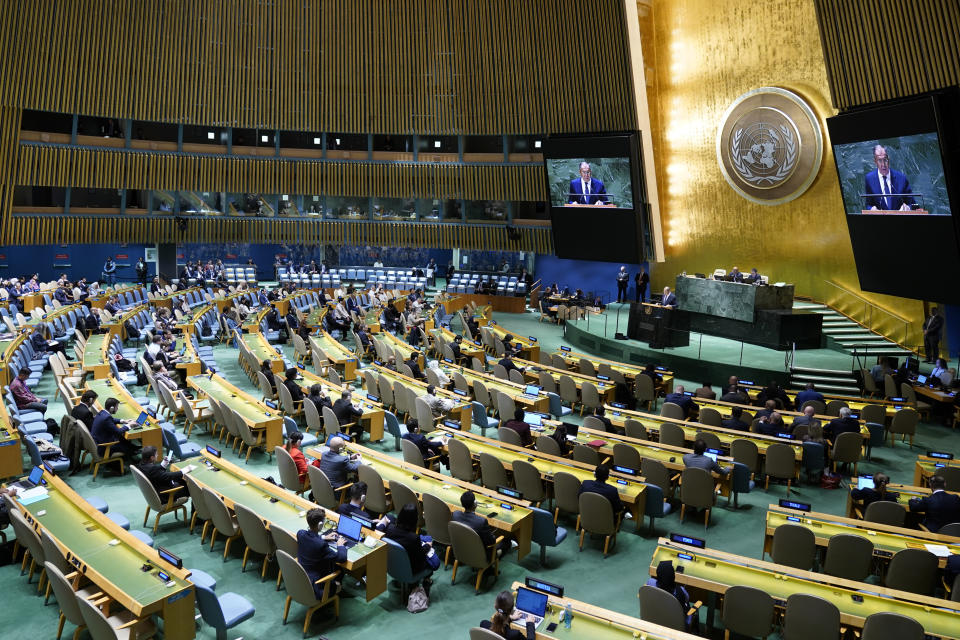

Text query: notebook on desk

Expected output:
[515,586,549,628]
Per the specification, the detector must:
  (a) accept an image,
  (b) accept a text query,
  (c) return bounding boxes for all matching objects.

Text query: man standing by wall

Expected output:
[923,307,943,363]
[616,266,629,303]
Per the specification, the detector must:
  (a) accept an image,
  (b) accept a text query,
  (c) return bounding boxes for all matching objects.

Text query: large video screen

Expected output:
[826,89,960,303]
[833,132,951,215]
[545,157,634,209]
[544,133,648,264]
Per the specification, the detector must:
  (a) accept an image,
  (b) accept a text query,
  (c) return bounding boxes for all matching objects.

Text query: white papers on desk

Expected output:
[924,544,953,557]
[18,486,49,505]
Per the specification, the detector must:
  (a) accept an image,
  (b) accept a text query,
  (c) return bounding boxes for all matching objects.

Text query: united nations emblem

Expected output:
[717,87,822,205]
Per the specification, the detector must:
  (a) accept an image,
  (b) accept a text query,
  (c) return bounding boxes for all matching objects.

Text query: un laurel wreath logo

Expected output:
[717,87,822,205]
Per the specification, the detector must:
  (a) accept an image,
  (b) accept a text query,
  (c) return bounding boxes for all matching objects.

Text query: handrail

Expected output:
[820,280,918,351]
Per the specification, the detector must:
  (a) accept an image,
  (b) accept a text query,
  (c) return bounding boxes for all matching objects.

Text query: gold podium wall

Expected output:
[638,0,927,344]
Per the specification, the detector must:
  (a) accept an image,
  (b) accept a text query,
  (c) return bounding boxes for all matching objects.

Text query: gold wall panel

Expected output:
[0,0,635,135]
[14,146,546,201]
[6,215,552,254]
[644,0,925,343]
[814,0,960,110]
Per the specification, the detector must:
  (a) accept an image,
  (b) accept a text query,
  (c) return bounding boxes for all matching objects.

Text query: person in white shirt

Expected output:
[931,358,953,386]
[427,360,450,386]
[422,385,453,417]
[373,258,384,268]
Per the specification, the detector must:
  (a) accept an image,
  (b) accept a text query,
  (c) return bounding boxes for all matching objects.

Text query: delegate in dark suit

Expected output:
[297,529,346,597]
[908,490,960,533]
[318,451,358,488]
[91,410,133,457]
[661,292,677,307]
[721,417,749,431]
[568,176,609,205]
[333,398,363,425]
[71,403,95,429]
[824,415,860,443]
[451,510,497,548]
[864,169,913,210]
[664,392,696,417]
[137,461,186,497]
[579,478,624,515]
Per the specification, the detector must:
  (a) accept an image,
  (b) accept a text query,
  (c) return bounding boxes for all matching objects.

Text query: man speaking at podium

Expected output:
[864,144,914,211]
[569,162,610,205]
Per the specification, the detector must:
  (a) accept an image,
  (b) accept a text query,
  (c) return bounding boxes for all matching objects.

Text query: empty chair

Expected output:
[512,459,546,506]
[730,439,759,476]
[45,560,100,640]
[275,550,339,632]
[76,593,149,640]
[698,407,723,427]
[769,523,816,570]
[861,612,924,640]
[721,585,774,640]
[764,443,798,495]
[202,487,242,560]
[885,548,938,595]
[448,437,477,482]
[183,474,212,541]
[195,583,256,640]
[782,593,840,640]
[234,503,276,580]
[679,467,716,529]
[887,407,918,447]
[831,431,862,476]
[497,426,523,447]
[642,458,677,501]
[825,399,848,416]
[449,520,500,592]
[823,533,873,581]
[864,500,906,526]
[357,465,391,514]
[937,466,960,491]
[624,418,647,440]
[694,431,722,451]
[577,491,619,556]
[552,471,581,524]
[478,452,509,490]
[612,443,643,471]
[659,421,686,447]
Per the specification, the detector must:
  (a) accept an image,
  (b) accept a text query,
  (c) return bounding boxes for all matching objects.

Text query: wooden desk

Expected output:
[310,331,358,381]
[85,377,165,455]
[518,358,617,403]
[553,349,676,393]
[177,451,387,601]
[21,292,44,312]
[742,383,900,419]
[174,337,203,378]
[434,327,486,362]
[846,483,960,519]
[303,304,330,329]
[507,581,700,640]
[558,425,735,498]
[913,384,957,405]
[603,404,804,467]
[369,365,472,431]
[0,404,22,480]
[376,332,425,370]
[9,471,196,638]
[914,454,960,486]
[242,333,285,374]
[306,443,535,560]
[435,427,647,530]
[763,504,960,568]
[438,364,551,413]
[693,397,871,439]
[153,287,203,312]
[115,304,148,341]
[652,538,960,639]
[485,322,540,361]
[81,333,111,378]
[187,374,283,451]
[241,307,269,333]
[296,368,385,442]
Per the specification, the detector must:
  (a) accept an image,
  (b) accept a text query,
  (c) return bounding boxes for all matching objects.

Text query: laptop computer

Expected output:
[704,448,721,463]
[563,422,579,439]
[917,374,928,385]
[856,475,874,490]
[515,586,549,628]
[523,384,540,397]
[523,412,543,427]
[12,465,45,490]
[135,411,149,427]
[334,516,364,548]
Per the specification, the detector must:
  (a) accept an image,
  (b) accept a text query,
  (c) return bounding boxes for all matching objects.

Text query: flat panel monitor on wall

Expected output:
[544,133,648,263]
[826,87,960,303]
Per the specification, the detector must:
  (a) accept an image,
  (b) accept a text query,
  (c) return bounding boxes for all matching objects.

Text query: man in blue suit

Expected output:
[864,145,914,211]
[568,162,609,205]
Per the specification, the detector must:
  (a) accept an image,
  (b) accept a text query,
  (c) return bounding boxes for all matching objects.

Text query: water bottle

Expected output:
[564,603,572,629]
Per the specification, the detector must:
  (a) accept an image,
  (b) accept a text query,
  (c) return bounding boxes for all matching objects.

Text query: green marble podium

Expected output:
[675,276,793,322]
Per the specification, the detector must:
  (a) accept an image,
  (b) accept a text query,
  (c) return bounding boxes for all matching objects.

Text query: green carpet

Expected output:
[2,306,957,640]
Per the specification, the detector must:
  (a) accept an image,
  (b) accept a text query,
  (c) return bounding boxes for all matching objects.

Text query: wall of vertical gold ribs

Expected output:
[0,0,638,249]
[813,0,960,111]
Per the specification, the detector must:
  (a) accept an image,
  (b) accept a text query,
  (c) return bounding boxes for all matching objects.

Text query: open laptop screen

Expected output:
[336,516,363,541]
[515,586,549,618]
[523,385,539,396]
[523,412,543,427]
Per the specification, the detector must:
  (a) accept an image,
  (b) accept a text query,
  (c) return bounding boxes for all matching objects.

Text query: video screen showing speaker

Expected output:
[826,88,960,303]
[544,133,647,263]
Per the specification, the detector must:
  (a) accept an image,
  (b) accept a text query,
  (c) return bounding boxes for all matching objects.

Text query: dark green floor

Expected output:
[2,306,957,640]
